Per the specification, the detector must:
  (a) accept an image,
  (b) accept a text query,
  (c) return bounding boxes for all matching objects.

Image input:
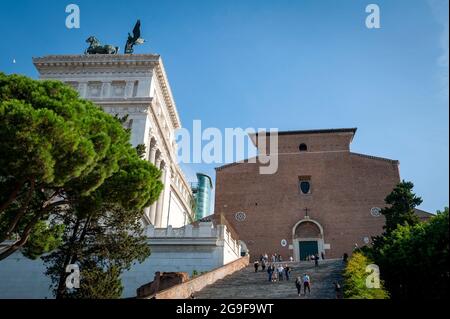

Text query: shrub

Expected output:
[343,252,389,299]
[372,208,449,299]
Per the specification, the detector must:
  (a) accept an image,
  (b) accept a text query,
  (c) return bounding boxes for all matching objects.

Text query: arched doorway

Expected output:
[292,218,324,261]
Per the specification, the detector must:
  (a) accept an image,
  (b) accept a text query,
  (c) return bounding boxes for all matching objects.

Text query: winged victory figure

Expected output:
[124,20,145,54]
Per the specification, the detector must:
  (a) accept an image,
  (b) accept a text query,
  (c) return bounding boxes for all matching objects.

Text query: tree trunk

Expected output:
[55,217,82,299]
[0,179,35,243]
[0,212,40,261]
[0,178,26,214]
[0,200,69,261]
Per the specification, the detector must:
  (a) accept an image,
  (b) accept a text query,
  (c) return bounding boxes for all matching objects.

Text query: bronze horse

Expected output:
[85,36,118,55]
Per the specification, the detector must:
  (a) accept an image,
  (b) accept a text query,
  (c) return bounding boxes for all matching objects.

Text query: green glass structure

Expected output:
[192,173,213,220]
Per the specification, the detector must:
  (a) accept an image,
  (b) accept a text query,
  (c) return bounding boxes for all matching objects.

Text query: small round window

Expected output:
[235,212,247,222]
[299,143,307,152]
[370,207,381,217]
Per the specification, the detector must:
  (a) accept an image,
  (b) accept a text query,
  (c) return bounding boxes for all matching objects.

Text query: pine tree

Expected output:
[0,73,162,269]
[381,180,422,234]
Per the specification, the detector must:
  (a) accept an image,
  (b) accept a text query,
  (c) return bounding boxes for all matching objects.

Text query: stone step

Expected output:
[195,260,344,299]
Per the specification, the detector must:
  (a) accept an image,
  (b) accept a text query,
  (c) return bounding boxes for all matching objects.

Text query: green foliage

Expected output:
[359,180,449,299]
[135,144,147,159]
[380,180,422,234]
[0,73,163,264]
[343,252,389,299]
[75,265,124,299]
[43,201,152,299]
[371,208,449,299]
[100,151,163,211]
[22,221,65,260]
[0,73,130,194]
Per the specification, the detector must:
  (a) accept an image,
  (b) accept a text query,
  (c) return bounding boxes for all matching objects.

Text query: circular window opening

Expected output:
[299,143,308,152]
[235,212,247,222]
[370,207,382,217]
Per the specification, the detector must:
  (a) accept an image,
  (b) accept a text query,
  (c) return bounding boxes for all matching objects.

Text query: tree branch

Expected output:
[0,199,70,261]
[0,179,35,242]
[0,212,41,261]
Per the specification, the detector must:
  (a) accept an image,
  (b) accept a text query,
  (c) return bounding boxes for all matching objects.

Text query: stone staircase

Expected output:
[195,259,344,299]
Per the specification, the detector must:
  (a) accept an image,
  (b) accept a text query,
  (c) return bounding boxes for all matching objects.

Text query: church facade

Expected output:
[214,128,401,260]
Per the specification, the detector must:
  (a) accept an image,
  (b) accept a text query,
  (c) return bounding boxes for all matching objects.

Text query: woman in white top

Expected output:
[277,265,284,281]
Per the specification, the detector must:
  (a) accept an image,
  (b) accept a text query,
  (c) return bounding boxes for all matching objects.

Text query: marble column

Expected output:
[78,82,88,98]
[149,199,158,226]
[155,161,166,227]
[101,82,111,98]
[149,150,162,225]
[149,140,157,164]
[125,81,134,98]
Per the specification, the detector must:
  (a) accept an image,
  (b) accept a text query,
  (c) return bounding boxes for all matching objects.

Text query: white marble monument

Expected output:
[33,54,194,228]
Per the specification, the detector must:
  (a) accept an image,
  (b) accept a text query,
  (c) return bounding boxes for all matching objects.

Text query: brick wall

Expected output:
[214,131,400,260]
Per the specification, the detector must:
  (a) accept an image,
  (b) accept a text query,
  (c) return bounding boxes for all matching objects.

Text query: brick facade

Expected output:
[214,128,400,260]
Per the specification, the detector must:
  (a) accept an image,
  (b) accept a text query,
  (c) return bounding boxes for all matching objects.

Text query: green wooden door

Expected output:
[299,241,318,260]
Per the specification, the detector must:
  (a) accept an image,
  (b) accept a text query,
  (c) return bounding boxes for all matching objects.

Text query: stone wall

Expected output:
[0,222,241,298]
[0,245,52,299]
[150,255,250,299]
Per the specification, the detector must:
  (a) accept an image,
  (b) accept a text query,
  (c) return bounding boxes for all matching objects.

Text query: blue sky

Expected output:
[0,0,448,213]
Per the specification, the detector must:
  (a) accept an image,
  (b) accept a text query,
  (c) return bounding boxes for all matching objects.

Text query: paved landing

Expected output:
[195,259,344,299]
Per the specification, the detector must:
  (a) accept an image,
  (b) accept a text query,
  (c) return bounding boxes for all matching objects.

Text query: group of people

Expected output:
[251,251,346,298]
[295,274,311,296]
[261,253,294,264]
[266,263,292,282]
[306,253,321,267]
[253,253,295,273]
[306,252,326,264]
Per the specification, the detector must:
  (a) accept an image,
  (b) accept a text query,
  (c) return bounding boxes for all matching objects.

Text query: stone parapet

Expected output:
[145,222,241,256]
[146,255,250,299]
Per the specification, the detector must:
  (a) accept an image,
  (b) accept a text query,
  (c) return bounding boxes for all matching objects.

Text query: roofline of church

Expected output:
[258,128,358,136]
[248,128,357,147]
[215,157,257,171]
[414,208,435,218]
[350,152,399,164]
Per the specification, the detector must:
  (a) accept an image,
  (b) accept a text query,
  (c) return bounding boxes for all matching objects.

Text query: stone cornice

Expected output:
[148,238,219,246]
[92,97,152,105]
[33,54,161,68]
[33,54,181,129]
[153,58,182,130]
